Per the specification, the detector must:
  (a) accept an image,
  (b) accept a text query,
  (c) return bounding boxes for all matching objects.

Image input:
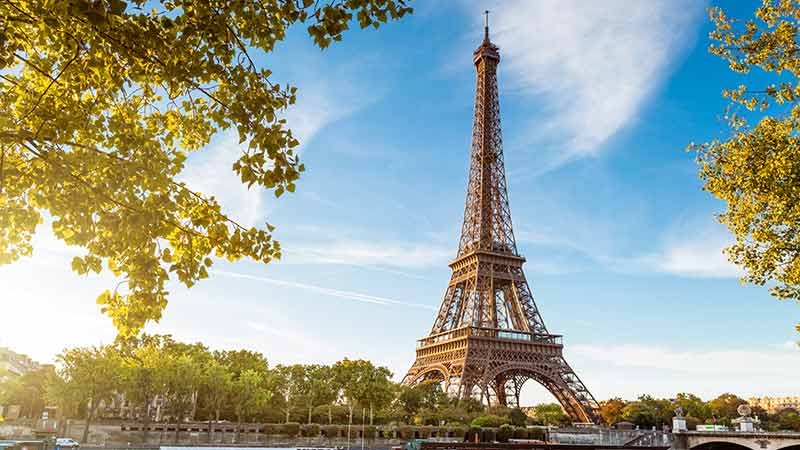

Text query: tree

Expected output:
[509,408,527,427]
[0,366,55,419]
[774,408,800,431]
[599,398,627,426]
[201,359,232,422]
[675,393,711,422]
[0,0,412,336]
[301,365,338,425]
[533,403,570,427]
[119,336,171,441]
[693,1,800,334]
[709,393,746,423]
[332,359,394,425]
[163,353,202,441]
[56,346,122,443]
[270,364,306,423]
[231,369,268,441]
[621,396,672,429]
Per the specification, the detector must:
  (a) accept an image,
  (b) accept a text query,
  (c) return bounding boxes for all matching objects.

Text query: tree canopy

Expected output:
[0,0,411,336]
[694,0,800,333]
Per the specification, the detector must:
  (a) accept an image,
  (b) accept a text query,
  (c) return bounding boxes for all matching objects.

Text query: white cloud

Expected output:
[466,0,702,168]
[568,343,800,400]
[640,218,743,278]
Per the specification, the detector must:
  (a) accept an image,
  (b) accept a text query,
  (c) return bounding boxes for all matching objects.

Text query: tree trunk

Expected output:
[191,391,198,421]
[308,404,313,425]
[236,414,242,442]
[369,402,374,426]
[82,402,95,444]
[142,404,151,443]
[328,405,332,425]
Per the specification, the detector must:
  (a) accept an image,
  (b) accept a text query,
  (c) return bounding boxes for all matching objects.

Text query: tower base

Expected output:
[402,326,599,424]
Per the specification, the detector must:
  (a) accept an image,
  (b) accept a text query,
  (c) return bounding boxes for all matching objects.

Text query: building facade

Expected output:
[748,396,800,414]
[0,347,42,379]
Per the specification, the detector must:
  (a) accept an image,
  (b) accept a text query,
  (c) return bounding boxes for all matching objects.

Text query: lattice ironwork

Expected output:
[402,19,600,424]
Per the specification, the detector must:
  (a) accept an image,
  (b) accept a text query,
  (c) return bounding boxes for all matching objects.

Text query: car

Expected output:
[55,438,80,448]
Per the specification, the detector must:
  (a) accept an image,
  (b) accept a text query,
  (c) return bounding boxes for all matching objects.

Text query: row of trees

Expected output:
[598,394,800,431]
[4,338,799,441]
[0,336,565,441]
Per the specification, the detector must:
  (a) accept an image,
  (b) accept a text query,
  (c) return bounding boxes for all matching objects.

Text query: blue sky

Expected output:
[2,0,799,404]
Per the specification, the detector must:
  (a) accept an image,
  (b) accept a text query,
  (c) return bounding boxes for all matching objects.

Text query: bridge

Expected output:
[673,431,800,450]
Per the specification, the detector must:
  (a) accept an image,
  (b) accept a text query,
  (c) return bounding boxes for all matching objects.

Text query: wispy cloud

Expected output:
[285,239,451,269]
[211,269,437,310]
[462,0,702,170]
[635,217,742,278]
[180,54,382,228]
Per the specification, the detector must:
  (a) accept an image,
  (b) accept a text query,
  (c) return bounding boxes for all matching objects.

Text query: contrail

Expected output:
[211,269,437,310]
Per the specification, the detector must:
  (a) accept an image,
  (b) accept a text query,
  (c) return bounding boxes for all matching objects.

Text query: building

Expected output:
[748,396,800,414]
[0,347,42,379]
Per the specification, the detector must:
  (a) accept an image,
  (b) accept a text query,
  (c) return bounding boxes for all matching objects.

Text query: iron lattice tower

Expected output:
[402,19,600,424]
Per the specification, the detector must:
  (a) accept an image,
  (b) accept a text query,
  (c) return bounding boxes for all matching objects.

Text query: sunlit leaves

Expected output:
[0,0,411,336]
[694,1,800,333]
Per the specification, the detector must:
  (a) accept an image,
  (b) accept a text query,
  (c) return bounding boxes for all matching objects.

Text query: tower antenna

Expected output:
[484,10,490,41]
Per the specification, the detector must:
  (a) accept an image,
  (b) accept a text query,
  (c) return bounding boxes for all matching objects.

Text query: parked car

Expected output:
[55,438,80,448]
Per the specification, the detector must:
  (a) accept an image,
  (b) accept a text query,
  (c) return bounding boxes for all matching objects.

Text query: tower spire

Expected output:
[484,10,490,42]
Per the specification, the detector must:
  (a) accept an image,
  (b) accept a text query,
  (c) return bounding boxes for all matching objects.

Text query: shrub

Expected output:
[497,424,513,442]
[449,426,466,438]
[482,428,497,443]
[471,415,510,428]
[321,424,341,438]
[262,423,280,435]
[466,426,482,443]
[361,425,377,439]
[509,408,528,427]
[301,423,320,437]
[512,427,528,439]
[397,426,414,440]
[279,422,300,437]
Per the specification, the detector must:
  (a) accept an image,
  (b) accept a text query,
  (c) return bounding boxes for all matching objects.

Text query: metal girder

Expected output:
[403,28,600,424]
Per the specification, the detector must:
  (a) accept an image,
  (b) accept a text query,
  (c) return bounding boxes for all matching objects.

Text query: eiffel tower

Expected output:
[402,15,600,424]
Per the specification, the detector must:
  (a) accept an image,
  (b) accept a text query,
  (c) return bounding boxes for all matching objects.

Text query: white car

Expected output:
[56,438,80,448]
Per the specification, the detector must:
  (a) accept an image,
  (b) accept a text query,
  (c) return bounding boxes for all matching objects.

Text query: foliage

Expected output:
[0,366,54,419]
[599,397,626,426]
[773,409,800,432]
[620,396,672,429]
[200,358,233,421]
[301,423,321,437]
[508,407,527,426]
[675,392,712,422]
[532,403,570,426]
[56,345,123,442]
[693,0,800,334]
[0,0,412,337]
[497,424,513,442]
[470,414,509,428]
[708,393,747,424]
